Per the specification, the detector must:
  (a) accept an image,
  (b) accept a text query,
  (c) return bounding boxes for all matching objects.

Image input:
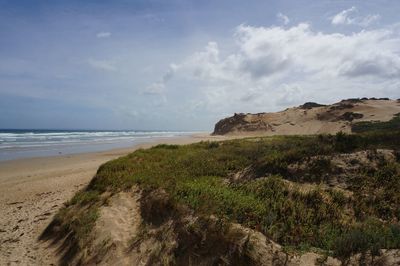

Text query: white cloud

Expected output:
[148,22,400,115]
[276,84,304,106]
[331,6,356,25]
[96,32,111,38]
[87,59,117,71]
[144,82,165,95]
[277,13,290,25]
[331,7,380,27]
[142,64,177,95]
[358,14,381,27]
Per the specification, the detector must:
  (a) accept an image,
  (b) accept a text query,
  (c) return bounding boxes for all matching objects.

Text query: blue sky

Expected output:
[0,0,399,130]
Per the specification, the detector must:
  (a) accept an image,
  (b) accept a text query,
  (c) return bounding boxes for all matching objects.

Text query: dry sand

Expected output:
[217,99,400,136]
[0,134,224,265]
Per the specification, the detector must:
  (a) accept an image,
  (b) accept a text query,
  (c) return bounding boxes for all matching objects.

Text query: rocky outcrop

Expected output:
[213,113,247,135]
[213,113,273,135]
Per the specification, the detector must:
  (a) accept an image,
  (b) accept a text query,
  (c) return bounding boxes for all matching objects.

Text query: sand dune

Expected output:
[213,99,400,135]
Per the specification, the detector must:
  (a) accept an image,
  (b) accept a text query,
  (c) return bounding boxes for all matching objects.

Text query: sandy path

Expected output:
[0,135,219,265]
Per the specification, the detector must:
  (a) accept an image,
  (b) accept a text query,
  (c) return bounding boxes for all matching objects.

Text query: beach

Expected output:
[0,134,216,265]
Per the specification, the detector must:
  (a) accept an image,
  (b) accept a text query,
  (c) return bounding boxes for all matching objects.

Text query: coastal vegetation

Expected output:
[351,113,400,133]
[43,128,400,263]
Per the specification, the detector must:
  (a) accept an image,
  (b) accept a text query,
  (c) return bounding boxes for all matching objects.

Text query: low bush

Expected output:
[352,113,400,133]
[333,220,400,261]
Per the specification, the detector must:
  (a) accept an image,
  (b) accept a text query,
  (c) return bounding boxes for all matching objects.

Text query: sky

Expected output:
[0,0,400,131]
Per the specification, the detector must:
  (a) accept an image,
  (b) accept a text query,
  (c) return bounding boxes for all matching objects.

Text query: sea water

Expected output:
[0,129,193,161]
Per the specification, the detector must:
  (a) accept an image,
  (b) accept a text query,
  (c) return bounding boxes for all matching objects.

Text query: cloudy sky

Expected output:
[1,0,399,130]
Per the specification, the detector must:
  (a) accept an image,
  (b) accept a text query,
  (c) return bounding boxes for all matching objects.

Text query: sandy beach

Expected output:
[0,134,217,265]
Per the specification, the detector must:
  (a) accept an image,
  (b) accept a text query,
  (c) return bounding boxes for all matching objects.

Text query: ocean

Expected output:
[0,129,194,161]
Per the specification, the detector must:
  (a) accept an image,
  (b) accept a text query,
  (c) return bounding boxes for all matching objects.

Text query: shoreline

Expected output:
[0,131,203,162]
[0,133,222,265]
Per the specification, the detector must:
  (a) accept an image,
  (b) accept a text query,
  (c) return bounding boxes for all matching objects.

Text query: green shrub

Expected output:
[333,228,379,259]
[374,163,399,186]
[68,190,100,206]
[329,189,347,206]
[352,113,400,133]
[207,141,220,149]
[333,220,400,260]
[254,153,289,177]
[303,157,332,182]
[153,144,179,149]
[334,131,358,152]
[394,150,400,162]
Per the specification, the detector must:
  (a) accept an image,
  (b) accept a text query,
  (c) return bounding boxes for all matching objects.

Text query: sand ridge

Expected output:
[213,99,400,135]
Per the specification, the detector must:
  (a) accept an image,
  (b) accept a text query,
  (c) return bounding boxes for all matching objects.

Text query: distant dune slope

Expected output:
[213,98,400,135]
